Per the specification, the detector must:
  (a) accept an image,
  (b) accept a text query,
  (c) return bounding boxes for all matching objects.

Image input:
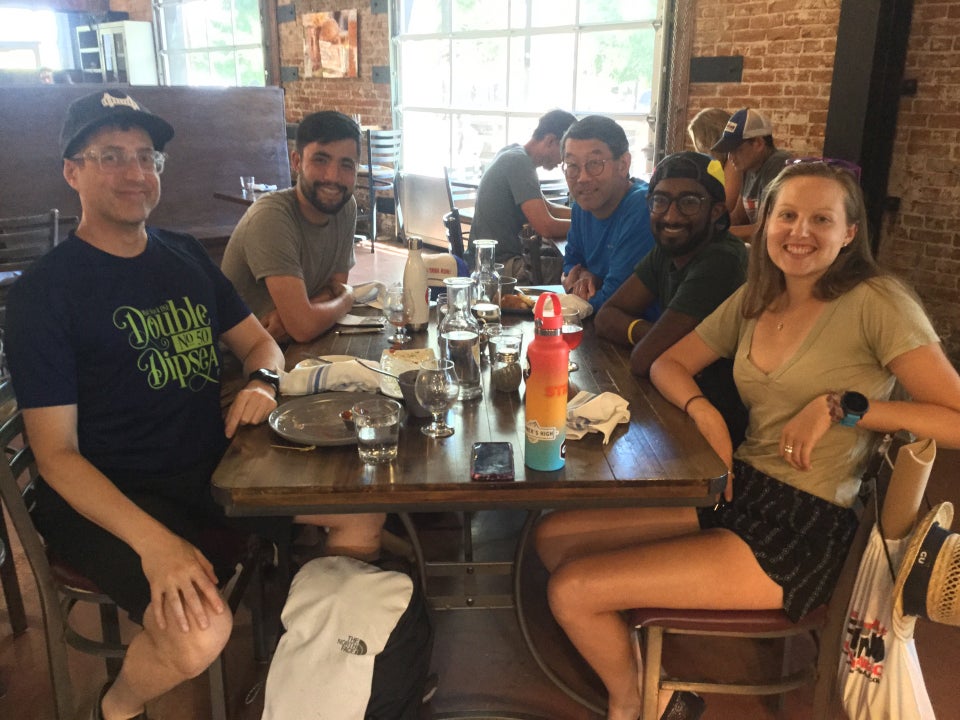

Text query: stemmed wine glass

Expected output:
[384,283,410,345]
[414,358,460,437]
[561,308,583,372]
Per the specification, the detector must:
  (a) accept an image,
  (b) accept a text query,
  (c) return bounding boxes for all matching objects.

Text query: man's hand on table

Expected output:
[563,264,599,301]
[224,381,278,437]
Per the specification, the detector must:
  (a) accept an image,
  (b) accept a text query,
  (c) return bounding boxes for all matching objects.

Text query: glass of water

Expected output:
[351,398,402,463]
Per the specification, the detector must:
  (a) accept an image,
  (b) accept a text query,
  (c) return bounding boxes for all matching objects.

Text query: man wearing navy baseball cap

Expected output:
[6,90,384,719]
[711,107,792,240]
[595,150,748,444]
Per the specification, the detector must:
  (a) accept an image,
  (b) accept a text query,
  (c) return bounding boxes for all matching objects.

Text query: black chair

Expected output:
[356,129,403,253]
[443,167,476,226]
[0,378,274,720]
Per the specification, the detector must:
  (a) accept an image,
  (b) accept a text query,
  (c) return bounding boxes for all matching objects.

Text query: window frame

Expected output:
[152,0,277,87]
[390,0,673,178]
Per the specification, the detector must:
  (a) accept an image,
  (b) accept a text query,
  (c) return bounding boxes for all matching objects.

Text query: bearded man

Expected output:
[222,111,361,342]
[595,151,749,444]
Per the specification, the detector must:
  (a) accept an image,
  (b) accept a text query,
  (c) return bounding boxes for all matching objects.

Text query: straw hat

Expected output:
[894,501,960,626]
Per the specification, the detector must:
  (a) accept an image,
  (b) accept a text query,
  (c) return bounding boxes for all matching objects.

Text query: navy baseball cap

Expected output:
[60,90,174,159]
[710,108,773,154]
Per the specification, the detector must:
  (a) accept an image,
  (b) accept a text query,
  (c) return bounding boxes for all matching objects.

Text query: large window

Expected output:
[393,0,667,178]
[154,0,265,86]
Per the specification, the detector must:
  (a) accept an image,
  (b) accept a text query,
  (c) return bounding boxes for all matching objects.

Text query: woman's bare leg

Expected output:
[546,527,783,720]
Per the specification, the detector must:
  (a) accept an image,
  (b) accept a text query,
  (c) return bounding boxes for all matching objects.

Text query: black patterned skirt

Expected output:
[696,460,859,621]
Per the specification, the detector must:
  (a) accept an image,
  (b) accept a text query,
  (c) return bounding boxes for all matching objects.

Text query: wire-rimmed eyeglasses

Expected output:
[71,148,167,175]
[562,158,607,181]
[785,157,861,182]
[647,192,709,217]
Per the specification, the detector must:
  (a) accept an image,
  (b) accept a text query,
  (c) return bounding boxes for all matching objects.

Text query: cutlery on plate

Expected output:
[354,358,400,380]
[269,443,317,452]
[336,326,384,335]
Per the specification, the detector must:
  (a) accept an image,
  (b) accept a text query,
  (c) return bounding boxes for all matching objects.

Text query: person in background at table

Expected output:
[560,115,657,316]
[4,91,384,720]
[222,111,360,343]
[536,159,960,720]
[711,107,792,241]
[687,107,742,214]
[467,108,576,279]
[595,151,748,446]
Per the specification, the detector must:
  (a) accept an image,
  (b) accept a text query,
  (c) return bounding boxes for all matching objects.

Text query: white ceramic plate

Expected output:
[379,347,436,398]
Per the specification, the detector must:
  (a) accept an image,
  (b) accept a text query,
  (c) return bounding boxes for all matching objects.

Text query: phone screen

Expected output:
[470,442,515,482]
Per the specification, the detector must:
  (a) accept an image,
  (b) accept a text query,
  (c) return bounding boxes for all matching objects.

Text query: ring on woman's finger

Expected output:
[784,445,794,453]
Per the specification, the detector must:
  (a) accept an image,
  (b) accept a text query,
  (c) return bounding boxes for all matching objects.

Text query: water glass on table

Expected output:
[414,358,459,438]
[351,398,402,463]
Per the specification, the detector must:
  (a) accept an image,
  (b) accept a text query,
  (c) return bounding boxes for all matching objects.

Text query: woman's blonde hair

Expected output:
[742,161,882,318]
[687,108,733,165]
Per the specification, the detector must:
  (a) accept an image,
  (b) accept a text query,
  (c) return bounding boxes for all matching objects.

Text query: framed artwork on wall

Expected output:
[303,9,358,79]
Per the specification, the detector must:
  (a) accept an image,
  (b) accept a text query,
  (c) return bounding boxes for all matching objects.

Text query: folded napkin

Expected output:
[566,391,630,444]
[558,292,593,319]
[279,359,380,396]
[353,280,386,308]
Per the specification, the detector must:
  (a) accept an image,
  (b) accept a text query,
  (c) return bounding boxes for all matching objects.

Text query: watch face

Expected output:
[842,392,869,414]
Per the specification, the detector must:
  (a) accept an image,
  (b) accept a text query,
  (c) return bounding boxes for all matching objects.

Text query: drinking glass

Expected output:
[351,398,402,463]
[414,358,460,437]
[561,308,583,372]
[384,283,410,345]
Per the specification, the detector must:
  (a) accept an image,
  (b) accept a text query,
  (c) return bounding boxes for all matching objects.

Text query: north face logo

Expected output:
[337,635,368,655]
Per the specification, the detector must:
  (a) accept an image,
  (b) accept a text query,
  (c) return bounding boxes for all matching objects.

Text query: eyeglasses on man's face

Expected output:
[647,191,708,217]
[71,148,167,175]
[562,158,608,180]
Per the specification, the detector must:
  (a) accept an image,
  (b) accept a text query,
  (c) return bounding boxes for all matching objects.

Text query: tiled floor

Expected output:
[2,237,959,719]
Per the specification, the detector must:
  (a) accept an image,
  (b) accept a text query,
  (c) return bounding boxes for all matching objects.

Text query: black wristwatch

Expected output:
[248,368,280,399]
[839,391,869,427]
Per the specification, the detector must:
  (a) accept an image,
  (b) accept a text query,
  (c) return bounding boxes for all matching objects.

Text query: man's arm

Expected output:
[595,274,700,376]
[520,197,571,238]
[263,271,354,343]
[24,405,226,633]
[220,314,286,437]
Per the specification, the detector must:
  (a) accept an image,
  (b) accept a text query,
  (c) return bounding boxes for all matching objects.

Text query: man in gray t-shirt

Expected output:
[222,111,360,343]
[711,107,792,241]
[467,109,576,278]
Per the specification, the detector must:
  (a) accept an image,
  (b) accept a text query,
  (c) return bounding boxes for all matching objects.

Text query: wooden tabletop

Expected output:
[212,311,727,516]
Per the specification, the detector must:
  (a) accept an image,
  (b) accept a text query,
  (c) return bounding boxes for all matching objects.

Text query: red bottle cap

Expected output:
[533,292,563,331]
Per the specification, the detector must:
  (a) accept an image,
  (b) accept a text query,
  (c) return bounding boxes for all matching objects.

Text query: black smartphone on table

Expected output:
[470,441,515,482]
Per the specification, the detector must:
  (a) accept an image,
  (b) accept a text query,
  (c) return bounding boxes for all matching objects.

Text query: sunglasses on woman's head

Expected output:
[786,157,862,182]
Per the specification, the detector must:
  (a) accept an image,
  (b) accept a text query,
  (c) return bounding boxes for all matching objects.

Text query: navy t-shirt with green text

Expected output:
[5,229,250,477]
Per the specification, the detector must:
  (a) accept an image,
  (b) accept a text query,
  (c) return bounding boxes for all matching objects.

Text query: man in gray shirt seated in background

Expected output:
[222,111,359,343]
[467,109,576,279]
[711,107,792,241]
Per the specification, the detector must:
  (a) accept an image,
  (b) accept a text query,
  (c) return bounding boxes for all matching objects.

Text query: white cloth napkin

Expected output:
[566,390,630,444]
[279,359,380,396]
[558,292,593,319]
[352,280,386,307]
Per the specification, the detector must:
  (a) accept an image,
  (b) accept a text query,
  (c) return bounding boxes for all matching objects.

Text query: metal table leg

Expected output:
[513,509,607,716]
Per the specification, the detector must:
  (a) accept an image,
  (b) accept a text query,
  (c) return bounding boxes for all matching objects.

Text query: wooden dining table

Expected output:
[212,303,726,715]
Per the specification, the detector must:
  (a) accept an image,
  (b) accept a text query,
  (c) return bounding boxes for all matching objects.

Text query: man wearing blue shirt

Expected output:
[561,115,656,314]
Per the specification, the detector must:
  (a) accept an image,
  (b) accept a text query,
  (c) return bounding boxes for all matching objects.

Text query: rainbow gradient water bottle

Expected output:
[524,292,569,471]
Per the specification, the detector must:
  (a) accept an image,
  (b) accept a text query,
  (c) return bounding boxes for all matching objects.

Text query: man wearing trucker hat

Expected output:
[711,107,792,240]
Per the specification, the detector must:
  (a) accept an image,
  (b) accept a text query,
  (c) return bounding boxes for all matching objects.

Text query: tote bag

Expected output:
[839,526,935,720]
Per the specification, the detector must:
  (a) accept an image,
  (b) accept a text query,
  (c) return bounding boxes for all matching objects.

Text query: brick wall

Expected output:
[109,0,150,22]
[279,1,393,129]
[687,0,960,363]
[686,0,840,157]
[880,0,960,361]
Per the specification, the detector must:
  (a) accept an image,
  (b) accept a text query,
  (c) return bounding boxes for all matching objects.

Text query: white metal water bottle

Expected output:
[403,236,429,332]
